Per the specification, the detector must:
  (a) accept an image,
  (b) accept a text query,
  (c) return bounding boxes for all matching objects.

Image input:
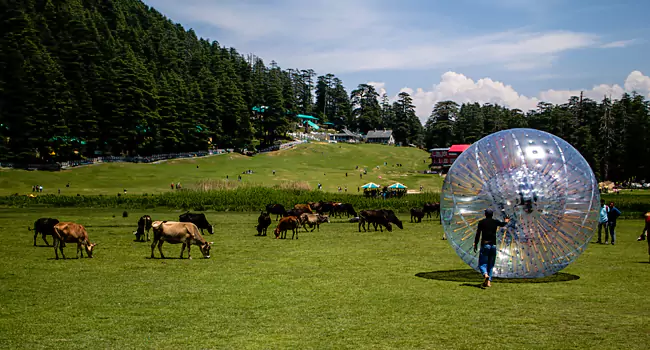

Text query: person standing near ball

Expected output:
[473,209,510,288]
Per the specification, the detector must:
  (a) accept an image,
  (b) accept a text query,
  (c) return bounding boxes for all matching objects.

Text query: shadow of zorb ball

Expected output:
[441,128,599,278]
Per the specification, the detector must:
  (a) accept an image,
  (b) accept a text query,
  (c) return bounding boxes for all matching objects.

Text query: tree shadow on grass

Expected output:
[415,269,580,284]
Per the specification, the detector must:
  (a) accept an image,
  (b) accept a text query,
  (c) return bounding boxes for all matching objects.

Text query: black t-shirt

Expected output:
[474,217,507,245]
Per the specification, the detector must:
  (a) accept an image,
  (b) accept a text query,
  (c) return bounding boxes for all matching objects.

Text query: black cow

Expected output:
[28,217,60,246]
[423,203,440,219]
[334,203,357,218]
[179,212,214,235]
[134,215,153,241]
[285,208,312,222]
[358,210,393,232]
[256,211,272,236]
[410,208,425,223]
[266,203,288,221]
[311,201,334,214]
[377,209,403,230]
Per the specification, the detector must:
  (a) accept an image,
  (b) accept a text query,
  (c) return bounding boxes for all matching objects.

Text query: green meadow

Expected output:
[0,143,441,196]
[0,208,648,349]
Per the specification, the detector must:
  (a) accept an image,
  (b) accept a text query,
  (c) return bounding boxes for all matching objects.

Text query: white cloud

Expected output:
[599,39,637,49]
[146,0,632,74]
[388,70,650,123]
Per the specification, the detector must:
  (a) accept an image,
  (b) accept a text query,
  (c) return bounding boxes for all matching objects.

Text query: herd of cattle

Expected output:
[27,202,441,260]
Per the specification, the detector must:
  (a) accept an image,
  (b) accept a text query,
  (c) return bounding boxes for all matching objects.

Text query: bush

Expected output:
[0,188,440,212]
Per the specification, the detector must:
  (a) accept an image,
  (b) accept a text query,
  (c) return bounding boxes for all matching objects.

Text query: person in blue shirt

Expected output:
[473,209,510,288]
[606,202,621,245]
[597,199,609,244]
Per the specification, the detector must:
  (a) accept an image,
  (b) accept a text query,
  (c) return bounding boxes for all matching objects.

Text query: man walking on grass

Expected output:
[597,199,609,244]
[606,202,621,245]
[473,209,509,288]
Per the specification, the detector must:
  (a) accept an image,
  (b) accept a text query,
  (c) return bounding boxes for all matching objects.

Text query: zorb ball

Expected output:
[441,128,599,278]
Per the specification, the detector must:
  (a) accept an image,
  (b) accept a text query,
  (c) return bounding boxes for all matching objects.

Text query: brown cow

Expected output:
[274,216,300,239]
[151,221,213,259]
[293,204,313,214]
[52,222,97,260]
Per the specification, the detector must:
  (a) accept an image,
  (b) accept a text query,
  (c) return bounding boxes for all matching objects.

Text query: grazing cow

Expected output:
[179,212,214,235]
[359,209,403,232]
[359,210,393,232]
[293,204,313,214]
[150,221,213,259]
[410,208,425,223]
[334,203,357,218]
[266,203,288,221]
[256,211,272,236]
[28,217,59,246]
[299,213,330,232]
[285,208,312,220]
[274,216,300,239]
[377,209,403,230]
[133,215,153,241]
[358,210,394,232]
[311,201,334,214]
[52,222,97,260]
[423,202,440,219]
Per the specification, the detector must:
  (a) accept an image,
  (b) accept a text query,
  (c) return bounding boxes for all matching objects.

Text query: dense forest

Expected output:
[0,0,649,182]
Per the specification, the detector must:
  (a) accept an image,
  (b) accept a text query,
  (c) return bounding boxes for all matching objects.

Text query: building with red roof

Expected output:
[429,144,471,173]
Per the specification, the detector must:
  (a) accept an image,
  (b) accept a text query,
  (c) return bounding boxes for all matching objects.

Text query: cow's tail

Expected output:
[52,226,65,248]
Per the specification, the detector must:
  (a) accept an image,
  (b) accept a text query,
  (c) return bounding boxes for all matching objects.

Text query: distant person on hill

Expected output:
[171,183,174,190]
[596,199,609,244]
[606,202,621,245]
[474,209,510,288]
[273,170,275,175]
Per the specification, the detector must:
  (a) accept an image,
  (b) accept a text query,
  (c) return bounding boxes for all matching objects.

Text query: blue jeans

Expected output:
[607,222,616,244]
[597,222,607,242]
[479,244,497,281]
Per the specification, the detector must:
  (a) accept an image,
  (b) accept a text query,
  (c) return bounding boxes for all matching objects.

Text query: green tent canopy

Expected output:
[361,182,381,189]
[305,120,320,130]
[388,183,407,189]
[295,114,318,120]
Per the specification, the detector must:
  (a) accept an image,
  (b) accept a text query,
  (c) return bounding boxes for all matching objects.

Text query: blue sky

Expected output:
[143,0,650,121]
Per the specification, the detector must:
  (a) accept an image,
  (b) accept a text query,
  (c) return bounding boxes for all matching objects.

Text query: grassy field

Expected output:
[0,143,441,196]
[1,208,648,349]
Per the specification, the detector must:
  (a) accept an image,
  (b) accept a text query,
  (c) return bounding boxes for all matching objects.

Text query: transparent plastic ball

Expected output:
[441,128,600,278]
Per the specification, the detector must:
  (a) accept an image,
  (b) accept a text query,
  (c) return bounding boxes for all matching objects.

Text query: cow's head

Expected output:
[274,227,281,239]
[208,225,214,235]
[85,243,98,258]
[200,241,213,258]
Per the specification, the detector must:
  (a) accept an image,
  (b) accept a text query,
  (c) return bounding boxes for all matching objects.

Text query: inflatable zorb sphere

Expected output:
[441,128,599,278]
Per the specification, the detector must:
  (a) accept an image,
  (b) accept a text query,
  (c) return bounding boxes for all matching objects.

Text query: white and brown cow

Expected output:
[299,213,330,232]
[52,222,97,260]
[151,221,213,259]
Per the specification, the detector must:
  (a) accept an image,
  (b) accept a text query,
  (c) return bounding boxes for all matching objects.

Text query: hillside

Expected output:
[0,143,442,196]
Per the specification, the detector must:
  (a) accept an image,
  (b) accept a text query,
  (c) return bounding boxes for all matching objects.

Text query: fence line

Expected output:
[257,140,307,154]
[0,141,308,171]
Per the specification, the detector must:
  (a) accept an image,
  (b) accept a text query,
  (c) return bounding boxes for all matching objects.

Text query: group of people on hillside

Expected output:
[597,200,622,245]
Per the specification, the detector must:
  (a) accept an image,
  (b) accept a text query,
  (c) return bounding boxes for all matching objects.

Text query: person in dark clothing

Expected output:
[606,202,621,245]
[473,209,510,287]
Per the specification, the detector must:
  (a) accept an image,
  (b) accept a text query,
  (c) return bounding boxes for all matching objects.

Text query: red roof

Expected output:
[448,144,470,153]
